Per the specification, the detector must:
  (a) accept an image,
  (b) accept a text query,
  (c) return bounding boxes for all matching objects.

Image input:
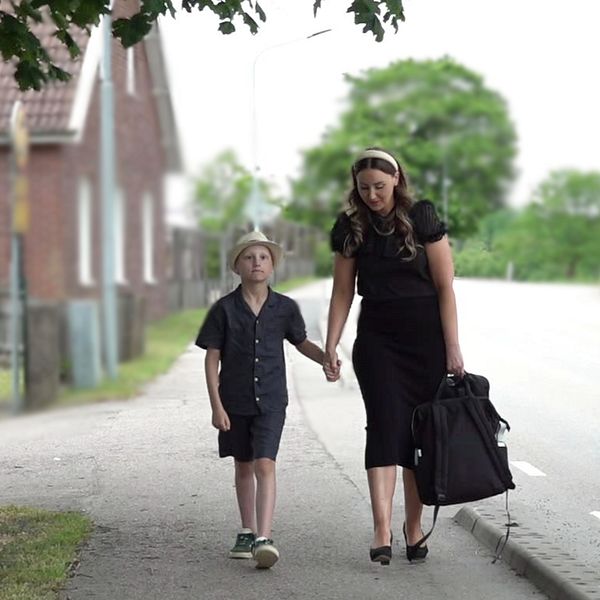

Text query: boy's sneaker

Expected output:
[252,537,279,569]
[229,529,255,559]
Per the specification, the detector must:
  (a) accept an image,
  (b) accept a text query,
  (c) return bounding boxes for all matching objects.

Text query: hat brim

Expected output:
[228,241,283,272]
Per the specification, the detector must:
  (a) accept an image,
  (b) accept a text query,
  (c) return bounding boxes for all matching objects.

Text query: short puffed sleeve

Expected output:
[330,212,356,256]
[410,200,447,244]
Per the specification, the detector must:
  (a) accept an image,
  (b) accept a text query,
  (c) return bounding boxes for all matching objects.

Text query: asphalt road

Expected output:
[289,278,600,572]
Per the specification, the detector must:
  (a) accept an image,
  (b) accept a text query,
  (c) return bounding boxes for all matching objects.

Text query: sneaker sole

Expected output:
[254,547,279,569]
[229,550,253,559]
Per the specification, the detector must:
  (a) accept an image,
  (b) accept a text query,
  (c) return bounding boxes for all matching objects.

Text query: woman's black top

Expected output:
[329,200,447,300]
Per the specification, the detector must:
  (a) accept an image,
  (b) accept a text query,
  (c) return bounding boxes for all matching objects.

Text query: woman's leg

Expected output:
[367,465,397,547]
[234,459,257,531]
[254,457,276,539]
[402,467,425,544]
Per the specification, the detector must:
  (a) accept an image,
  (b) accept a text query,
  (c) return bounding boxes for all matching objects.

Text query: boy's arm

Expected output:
[295,338,323,364]
[295,339,341,381]
[204,347,230,431]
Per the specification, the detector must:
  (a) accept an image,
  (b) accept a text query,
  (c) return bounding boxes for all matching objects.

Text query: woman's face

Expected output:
[356,168,399,216]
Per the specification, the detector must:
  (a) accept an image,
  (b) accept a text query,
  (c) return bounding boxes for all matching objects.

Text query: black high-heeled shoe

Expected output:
[369,532,393,565]
[403,523,429,562]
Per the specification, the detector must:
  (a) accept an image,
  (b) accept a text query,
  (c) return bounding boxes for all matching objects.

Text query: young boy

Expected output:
[196,231,340,569]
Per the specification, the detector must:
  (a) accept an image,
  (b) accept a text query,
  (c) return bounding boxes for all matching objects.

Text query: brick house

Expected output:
[0,5,181,326]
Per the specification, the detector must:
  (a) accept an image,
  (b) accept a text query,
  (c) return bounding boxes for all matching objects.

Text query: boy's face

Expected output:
[234,244,274,282]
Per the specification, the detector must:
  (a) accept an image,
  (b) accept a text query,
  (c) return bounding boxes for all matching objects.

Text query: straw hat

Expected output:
[228,231,283,271]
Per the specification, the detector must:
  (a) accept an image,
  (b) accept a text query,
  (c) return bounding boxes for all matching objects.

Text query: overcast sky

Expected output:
[159,0,600,207]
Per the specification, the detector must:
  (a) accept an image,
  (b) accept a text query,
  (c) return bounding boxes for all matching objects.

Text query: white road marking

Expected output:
[510,461,547,477]
[590,511,600,521]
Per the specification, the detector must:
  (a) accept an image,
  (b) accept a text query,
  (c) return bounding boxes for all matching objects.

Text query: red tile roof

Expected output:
[0,17,89,136]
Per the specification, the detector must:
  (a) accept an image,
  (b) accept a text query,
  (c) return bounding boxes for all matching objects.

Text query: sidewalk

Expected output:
[0,340,542,599]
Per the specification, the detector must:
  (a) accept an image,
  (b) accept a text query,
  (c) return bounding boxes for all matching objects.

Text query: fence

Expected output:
[167,219,319,312]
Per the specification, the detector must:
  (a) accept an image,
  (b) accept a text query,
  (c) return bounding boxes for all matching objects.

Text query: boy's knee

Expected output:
[254,457,276,478]
[235,459,255,477]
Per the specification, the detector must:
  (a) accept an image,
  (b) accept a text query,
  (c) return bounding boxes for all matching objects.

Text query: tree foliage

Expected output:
[194,149,253,232]
[454,170,600,281]
[0,0,405,90]
[286,57,517,238]
[194,148,280,232]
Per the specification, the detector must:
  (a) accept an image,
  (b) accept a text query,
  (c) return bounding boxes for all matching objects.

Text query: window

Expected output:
[126,46,136,96]
[78,178,94,285]
[142,193,155,283]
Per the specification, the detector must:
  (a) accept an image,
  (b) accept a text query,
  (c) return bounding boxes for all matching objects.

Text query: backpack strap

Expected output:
[432,403,449,503]
[413,505,440,549]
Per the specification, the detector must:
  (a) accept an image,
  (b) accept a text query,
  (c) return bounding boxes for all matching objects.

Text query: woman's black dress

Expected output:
[330,200,447,470]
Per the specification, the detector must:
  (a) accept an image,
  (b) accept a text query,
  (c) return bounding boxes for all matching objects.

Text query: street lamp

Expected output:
[100,14,118,379]
[248,28,332,230]
[439,134,453,225]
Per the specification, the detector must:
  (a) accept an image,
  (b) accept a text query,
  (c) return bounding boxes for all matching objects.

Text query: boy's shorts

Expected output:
[219,410,286,462]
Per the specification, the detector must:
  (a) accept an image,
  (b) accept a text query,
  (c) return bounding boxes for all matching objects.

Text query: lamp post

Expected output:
[100,14,118,379]
[248,29,332,230]
[9,101,29,413]
[441,147,449,224]
[439,134,453,225]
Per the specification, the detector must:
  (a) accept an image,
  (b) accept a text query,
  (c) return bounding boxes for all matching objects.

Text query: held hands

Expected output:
[446,344,465,378]
[211,407,231,432]
[323,348,342,382]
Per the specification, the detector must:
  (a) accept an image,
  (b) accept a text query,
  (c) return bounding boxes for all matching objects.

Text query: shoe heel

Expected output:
[403,523,429,562]
[369,544,392,565]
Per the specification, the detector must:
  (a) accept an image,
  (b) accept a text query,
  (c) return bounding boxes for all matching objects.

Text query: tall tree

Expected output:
[503,170,600,279]
[532,169,600,217]
[194,149,252,232]
[455,169,600,281]
[194,149,280,231]
[286,57,517,238]
[0,0,406,90]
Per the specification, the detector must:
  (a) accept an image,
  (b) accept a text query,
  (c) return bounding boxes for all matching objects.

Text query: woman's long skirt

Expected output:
[352,296,447,470]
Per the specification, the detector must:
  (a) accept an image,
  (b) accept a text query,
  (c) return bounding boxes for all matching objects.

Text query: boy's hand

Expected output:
[212,407,231,431]
[323,350,342,382]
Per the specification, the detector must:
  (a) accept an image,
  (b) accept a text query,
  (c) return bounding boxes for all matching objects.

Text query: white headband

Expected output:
[355,149,398,171]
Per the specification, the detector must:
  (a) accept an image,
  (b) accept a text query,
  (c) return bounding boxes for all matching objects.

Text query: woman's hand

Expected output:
[323,348,342,382]
[446,344,465,378]
[212,407,230,432]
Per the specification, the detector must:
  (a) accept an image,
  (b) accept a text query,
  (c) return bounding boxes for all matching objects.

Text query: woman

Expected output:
[323,147,464,564]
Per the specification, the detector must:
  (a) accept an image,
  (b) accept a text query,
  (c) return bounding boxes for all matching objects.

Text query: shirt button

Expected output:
[254,377,258,382]
[255,339,259,344]
[256,397,260,402]
[255,358,259,363]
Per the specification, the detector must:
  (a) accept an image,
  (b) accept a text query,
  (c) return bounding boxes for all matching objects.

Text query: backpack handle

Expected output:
[434,372,470,401]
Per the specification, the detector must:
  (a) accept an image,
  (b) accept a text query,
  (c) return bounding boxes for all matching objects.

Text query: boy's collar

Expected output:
[235,284,276,307]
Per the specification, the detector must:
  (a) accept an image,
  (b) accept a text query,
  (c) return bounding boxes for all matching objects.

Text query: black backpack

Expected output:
[411,372,515,506]
[409,373,516,556]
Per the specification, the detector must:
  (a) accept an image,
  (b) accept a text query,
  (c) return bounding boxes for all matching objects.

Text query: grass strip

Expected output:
[0,505,92,600]
[57,307,207,407]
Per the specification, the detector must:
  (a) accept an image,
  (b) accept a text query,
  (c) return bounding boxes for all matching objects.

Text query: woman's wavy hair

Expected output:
[341,147,417,259]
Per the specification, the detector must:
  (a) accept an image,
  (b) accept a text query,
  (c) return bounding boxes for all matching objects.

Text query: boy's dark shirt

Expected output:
[196,285,307,415]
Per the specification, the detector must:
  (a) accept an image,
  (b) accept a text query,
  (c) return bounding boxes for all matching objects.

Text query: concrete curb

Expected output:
[455,506,599,600]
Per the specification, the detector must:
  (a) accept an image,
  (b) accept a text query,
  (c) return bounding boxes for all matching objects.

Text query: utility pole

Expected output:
[9,101,29,413]
[100,14,118,379]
